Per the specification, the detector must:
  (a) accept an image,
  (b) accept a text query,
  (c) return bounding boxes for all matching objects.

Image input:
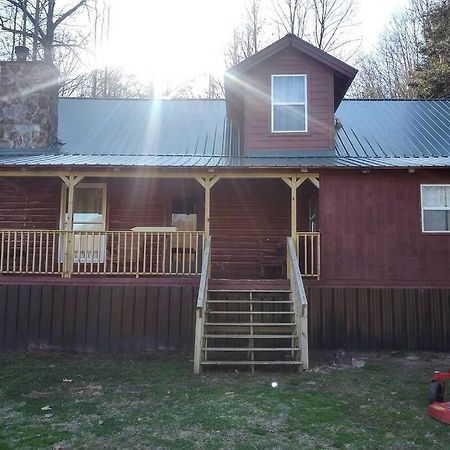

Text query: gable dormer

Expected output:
[224,34,357,155]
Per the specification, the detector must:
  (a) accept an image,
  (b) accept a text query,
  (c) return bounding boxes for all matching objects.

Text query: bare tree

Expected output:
[272,0,358,58]
[0,0,89,62]
[310,0,357,53]
[350,0,437,98]
[274,0,309,37]
[225,0,265,67]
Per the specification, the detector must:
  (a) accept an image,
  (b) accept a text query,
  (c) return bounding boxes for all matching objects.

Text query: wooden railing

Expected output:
[296,232,320,278]
[0,230,64,275]
[287,237,309,370]
[193,236,212,374]
[0,229,204,277]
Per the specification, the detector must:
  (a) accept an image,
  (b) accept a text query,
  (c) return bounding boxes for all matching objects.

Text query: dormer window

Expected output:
[271,74,307,133]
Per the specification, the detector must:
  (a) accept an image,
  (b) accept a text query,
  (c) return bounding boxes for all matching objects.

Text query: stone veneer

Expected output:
[0,61,59,149]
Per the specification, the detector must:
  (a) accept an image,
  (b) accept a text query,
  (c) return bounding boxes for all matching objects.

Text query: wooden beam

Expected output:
[1,169,320,180]
[309,176,320,188]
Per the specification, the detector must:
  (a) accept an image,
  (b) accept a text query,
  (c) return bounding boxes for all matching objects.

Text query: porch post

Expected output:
[60,175,84,277]
[282,176,300,245]
[195,176,220,240]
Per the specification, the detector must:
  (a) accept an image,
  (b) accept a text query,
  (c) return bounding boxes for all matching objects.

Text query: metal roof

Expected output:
[0,98,449,169]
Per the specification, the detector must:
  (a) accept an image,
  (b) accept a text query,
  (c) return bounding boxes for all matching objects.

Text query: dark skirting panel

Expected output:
[1,284,449,353]
[0,284,197,353]
[307,287,450,351]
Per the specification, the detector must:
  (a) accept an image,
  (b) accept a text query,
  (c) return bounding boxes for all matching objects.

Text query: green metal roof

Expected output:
[0,98,449,169]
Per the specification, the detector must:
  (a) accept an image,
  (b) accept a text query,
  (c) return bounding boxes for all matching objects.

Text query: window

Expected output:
[421,185,450,232]
[271,74,307,133]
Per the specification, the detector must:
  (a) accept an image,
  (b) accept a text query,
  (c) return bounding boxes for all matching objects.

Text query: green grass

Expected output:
[0,353,449,449]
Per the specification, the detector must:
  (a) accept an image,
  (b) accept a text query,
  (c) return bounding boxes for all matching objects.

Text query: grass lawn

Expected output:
[0,352,449,449]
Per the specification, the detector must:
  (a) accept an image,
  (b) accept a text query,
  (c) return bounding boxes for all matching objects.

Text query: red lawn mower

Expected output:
[428,369,450,424]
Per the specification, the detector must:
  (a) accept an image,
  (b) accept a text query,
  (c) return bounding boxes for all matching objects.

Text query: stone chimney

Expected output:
[0,52,59,149]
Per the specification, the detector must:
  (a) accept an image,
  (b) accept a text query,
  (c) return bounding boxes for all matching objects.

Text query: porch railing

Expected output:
[0,230,204,277]
[296,232,320,278]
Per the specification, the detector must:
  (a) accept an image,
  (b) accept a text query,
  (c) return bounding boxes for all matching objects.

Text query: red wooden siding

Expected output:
[0,177,60,229]
[242,46,335,153]
[210,179,290,279]
[0,283,197,352]
[319,170,450,286]
[107,178,204,230]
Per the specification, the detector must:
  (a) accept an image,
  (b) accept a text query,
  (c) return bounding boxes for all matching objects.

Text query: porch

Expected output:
[0,172,321,280]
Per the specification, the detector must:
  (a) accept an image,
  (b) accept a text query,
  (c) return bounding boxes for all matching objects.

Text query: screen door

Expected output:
[60,183,107,263]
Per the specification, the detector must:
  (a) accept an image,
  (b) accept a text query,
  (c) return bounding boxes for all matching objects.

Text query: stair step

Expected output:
[208,289,291,293]
[201,361,302,365]
[203,334,298,339]
[207,300,293,304]
[202,347,300,351]
[207,311,293,315]
[204,322,295,326]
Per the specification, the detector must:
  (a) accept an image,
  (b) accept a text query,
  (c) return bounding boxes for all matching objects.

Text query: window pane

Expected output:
[73,188,103,214]
[273,105,306,132]
[273,76,305,103]
[422,186,450,208]
[423,210,450,231]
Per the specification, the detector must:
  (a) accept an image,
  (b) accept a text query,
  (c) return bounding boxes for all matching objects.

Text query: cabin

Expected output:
[1,34,450,372]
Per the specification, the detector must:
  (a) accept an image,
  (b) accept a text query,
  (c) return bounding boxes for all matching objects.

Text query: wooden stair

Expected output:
[193,237,308,374]
[199,289,303,372]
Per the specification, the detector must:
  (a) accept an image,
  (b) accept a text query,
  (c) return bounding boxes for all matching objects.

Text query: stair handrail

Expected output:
[287,237,309,370]
[194,235,212,374]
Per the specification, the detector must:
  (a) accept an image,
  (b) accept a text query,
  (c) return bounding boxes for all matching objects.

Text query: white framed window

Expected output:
[271,74,307,133]
[421,184,450,233]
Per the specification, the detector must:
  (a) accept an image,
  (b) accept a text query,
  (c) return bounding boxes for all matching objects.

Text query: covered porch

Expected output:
[0,170,320,280]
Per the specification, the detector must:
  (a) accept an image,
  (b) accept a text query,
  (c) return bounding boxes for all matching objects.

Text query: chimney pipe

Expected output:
[15,46,30,62]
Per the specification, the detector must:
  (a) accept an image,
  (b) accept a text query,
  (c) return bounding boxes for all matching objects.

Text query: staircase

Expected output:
[200,289,302,371]
[193,237,309,373]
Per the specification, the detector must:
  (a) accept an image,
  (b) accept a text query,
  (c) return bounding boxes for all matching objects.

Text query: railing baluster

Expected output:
[143,232,147,274]
[44,231,49,273]
[169,233,173,274]
[188,233,192,274]
[149,232,153,274]
[12,231,17,272]
[18,231,23,273]
[129,232,134,275]
[162,233,166,275]
[52,232,57,273]
[6,231,11,272]
[156,232,160,274]
[136,232,141,276]
[0,231,4,272]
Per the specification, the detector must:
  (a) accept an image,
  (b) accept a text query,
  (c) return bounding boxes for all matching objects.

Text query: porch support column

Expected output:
[60,175,84,277]
[282,176,302,246]
[195,176,220,239]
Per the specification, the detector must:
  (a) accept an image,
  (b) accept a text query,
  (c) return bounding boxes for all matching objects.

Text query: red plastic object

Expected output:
[428,402,450,424]
[428,369,450,424]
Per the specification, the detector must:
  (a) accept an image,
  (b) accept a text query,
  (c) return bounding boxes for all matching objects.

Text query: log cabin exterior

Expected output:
[1,35,450,371]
